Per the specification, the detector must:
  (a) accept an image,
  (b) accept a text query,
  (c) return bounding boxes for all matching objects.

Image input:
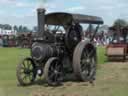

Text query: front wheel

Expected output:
[16,57,36,86]
[44,57,63,86]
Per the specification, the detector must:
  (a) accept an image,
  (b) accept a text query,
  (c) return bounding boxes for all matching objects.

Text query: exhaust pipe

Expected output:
[37,8,46,38]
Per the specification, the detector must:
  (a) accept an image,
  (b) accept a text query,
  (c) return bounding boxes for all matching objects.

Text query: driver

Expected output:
[74,23,83,40]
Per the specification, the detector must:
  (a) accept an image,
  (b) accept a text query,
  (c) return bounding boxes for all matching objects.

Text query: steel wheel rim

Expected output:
[80,47,96,79]
[48,60,62,85]
[19,59,34,84]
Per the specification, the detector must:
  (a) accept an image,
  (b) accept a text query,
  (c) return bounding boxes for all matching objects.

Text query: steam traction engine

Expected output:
[16,8,103,86]
[106,26,128,61]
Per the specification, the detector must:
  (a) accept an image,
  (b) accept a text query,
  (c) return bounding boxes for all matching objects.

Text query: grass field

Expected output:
[0,47,128,96]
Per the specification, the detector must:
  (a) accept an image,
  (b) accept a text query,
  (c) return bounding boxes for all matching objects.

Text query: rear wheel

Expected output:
[73,41,97,81]
[44,57,63,86]
[16,57,36,86]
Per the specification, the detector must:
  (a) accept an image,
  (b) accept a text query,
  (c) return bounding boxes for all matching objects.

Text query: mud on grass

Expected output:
[31,62,128,96]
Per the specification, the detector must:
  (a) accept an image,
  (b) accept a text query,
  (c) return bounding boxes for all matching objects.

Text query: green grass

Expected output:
[97,46,107,64]
[0,48,31,96]
[0,47,128,96]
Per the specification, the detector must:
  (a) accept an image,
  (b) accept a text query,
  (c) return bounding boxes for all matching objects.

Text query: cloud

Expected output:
[100,6,115,10]
[15,2,32,8]
[66,6,85,12]
[0,0,16,4]
[1,0,128,28]
[0,0,34,8]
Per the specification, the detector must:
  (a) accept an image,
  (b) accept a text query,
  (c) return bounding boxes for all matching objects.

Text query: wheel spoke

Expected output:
[56,65,61,71]
[54,74,58,82]
[20,66,26,70]
[29,73,33,81]
[82,69,88,76]
[22,75,27,80]
[81,48,95,75]
[19,71,24,74]
[51,65,55,71]
[55,62,59,69]
[81,57,92,76]
[90,59,95,74]
[88,50,95,58]
[82,50,87,59]
[49,72,55,79]
[86,58,95,76]
[81,64,86,70]
[23,62,26,68]
[27,60,31,68]
[81,63,88,72]
[81,59,87,65]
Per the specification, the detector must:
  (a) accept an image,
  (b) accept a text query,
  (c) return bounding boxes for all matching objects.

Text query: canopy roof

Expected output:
[45,12,104,25]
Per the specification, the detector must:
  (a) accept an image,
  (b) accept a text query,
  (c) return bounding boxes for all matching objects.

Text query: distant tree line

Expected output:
[0,24,38,32]
[0,24,12,30]
[112,19,128,28]
[13,25,31,32]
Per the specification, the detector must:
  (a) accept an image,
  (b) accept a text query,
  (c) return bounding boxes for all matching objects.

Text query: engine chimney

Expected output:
[37,8,46,38]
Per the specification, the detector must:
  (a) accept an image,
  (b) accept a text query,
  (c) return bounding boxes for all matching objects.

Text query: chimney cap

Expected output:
[37,8,46,12]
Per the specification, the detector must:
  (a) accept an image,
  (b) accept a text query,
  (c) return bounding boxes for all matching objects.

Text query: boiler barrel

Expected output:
[31,43,60,61]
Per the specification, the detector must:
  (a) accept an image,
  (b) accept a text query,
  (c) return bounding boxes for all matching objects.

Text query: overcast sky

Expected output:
[0,0,128,29]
